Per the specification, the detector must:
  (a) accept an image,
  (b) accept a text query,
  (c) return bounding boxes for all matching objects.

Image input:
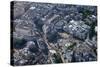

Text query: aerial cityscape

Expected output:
[11,1,97,66]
